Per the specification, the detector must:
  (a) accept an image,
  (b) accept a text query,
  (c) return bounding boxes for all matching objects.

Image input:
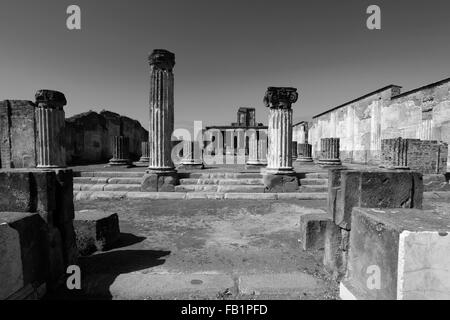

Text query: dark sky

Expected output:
[1,0,449,130]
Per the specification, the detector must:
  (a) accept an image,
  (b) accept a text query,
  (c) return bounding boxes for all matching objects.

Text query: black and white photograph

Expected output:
[1,0,450,308]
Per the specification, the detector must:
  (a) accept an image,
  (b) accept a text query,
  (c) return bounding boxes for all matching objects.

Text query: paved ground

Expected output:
[53,198,339,300]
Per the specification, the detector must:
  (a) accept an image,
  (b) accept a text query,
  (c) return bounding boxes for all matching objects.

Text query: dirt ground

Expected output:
[50,196,450,300]
[54,199,339,300]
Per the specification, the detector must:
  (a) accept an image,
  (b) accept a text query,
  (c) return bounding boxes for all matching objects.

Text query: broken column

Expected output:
[142,49,178,191]
[108,136,131,166]
[246,130,265,168]
[296,143,313,162]
[262,87,299,192]
[136,141,150,166]
[179,140,204,170]
[381,137,409,169]
[318,138,341,166]
[292,141,298,161]
[35,90,67,168]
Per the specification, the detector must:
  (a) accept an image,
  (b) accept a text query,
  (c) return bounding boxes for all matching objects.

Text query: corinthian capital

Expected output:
[148,49,175,71]
[263,87,298,109]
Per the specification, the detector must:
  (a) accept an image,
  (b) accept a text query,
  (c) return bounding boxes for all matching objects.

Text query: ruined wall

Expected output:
[65,110,148,165]
[310,86,401,164]
[0,100,37,168]
[310,78,450,166]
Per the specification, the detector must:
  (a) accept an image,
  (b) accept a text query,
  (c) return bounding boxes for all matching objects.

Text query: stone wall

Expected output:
[380,138,448,174]
[0,100,37,168]
[310,78,450,167]
[66,110,148,165]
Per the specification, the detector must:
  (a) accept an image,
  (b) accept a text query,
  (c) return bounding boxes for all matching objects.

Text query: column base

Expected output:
[384,166,410,170]
[134,157,150,167]
[141,169,179,192]
[177,162,205,170]
[37,165,67,169]
[107,158,133,167]
[317,159,342,167]
[245,161,267,170]
[262,172,299,193]
[296,157,314,163]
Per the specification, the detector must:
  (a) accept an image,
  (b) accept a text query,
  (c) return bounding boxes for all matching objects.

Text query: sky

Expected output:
[1,0,450,131]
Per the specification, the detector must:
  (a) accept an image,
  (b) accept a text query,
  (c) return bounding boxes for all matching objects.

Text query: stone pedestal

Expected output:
[178,140,204,170]
[35,90,67,169]
[317,138,342,166]
[135,141,150,166]
[142,49,179,191]
[296,143,313,162]
[108,136,131,166]
[262,87,299,192]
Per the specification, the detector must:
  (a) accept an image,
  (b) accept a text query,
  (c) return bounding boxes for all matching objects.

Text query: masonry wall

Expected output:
[0,100,37,168]
[65,110,148,165]
[310,78,450,166]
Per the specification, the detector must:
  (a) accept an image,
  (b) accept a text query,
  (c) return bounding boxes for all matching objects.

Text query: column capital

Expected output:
[263,87,298,109]
[148,49,175,71]
[35,90,67,108]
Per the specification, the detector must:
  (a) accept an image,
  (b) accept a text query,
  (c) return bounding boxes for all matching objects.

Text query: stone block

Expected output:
[299,213,332,251]
[0,171,34,212]
[262,173,299,192]
[323,222,348,281]
[141,171,179,192]
[335,170,423,230]
[74,210,120,256]
[342,207,450,300]
[327,168,346,221]
[0,212,48,300]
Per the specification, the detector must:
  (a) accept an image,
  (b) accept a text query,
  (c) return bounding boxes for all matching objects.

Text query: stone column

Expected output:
[135,141,150,166]
[142,49,178,191]
[296,143,313,162]
[179,140,204,170]
[262,87,299,192]
[381,138,409,169]
[108,136,131,166]
[292,141,298,161]
[318,138,342,166]
[265,87,298,174]
[35,90,67,168]
[257,133,268,166]
[246,130,265,168]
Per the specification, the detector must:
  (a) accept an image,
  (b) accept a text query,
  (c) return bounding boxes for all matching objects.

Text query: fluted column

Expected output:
[147,49,176,173]
[35,90,67,168]
[381,137,409,169]
[257,130,268,166]
[108,136,131,166]
[264,87,298,174]
[292,141,298,161]
[317,138,341,165]
[140,141,150,162]
[296,143,313,162]
[179,140,204,169]
[246,130,259,166]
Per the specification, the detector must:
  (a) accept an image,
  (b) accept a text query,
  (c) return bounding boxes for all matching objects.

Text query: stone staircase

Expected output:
[73,171,329,199]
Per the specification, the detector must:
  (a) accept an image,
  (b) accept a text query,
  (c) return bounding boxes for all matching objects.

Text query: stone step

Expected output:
[73,190,328,201]
[304,172,329,179]
[73,184,141,192]
[179,178,263,186]
[188,172,263,179]
[299,185,328,193]
[74,177,142,184]
[175,185,266,193]
[75,171,144,178]
[299,178,328,186]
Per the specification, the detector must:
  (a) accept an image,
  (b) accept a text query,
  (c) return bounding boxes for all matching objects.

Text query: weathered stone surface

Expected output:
[323,223,348,281]
[335,170,423,230]
[299,213,332,251]
[141,172,179,192]
[0,171,34,212]
[342,207,450,300]
[74,210,120,256]
[0,212,48,300]
[327,168,346,221]
[263,173,299,192]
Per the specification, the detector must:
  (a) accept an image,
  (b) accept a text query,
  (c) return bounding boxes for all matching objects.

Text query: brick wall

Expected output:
[381,138,448,174]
